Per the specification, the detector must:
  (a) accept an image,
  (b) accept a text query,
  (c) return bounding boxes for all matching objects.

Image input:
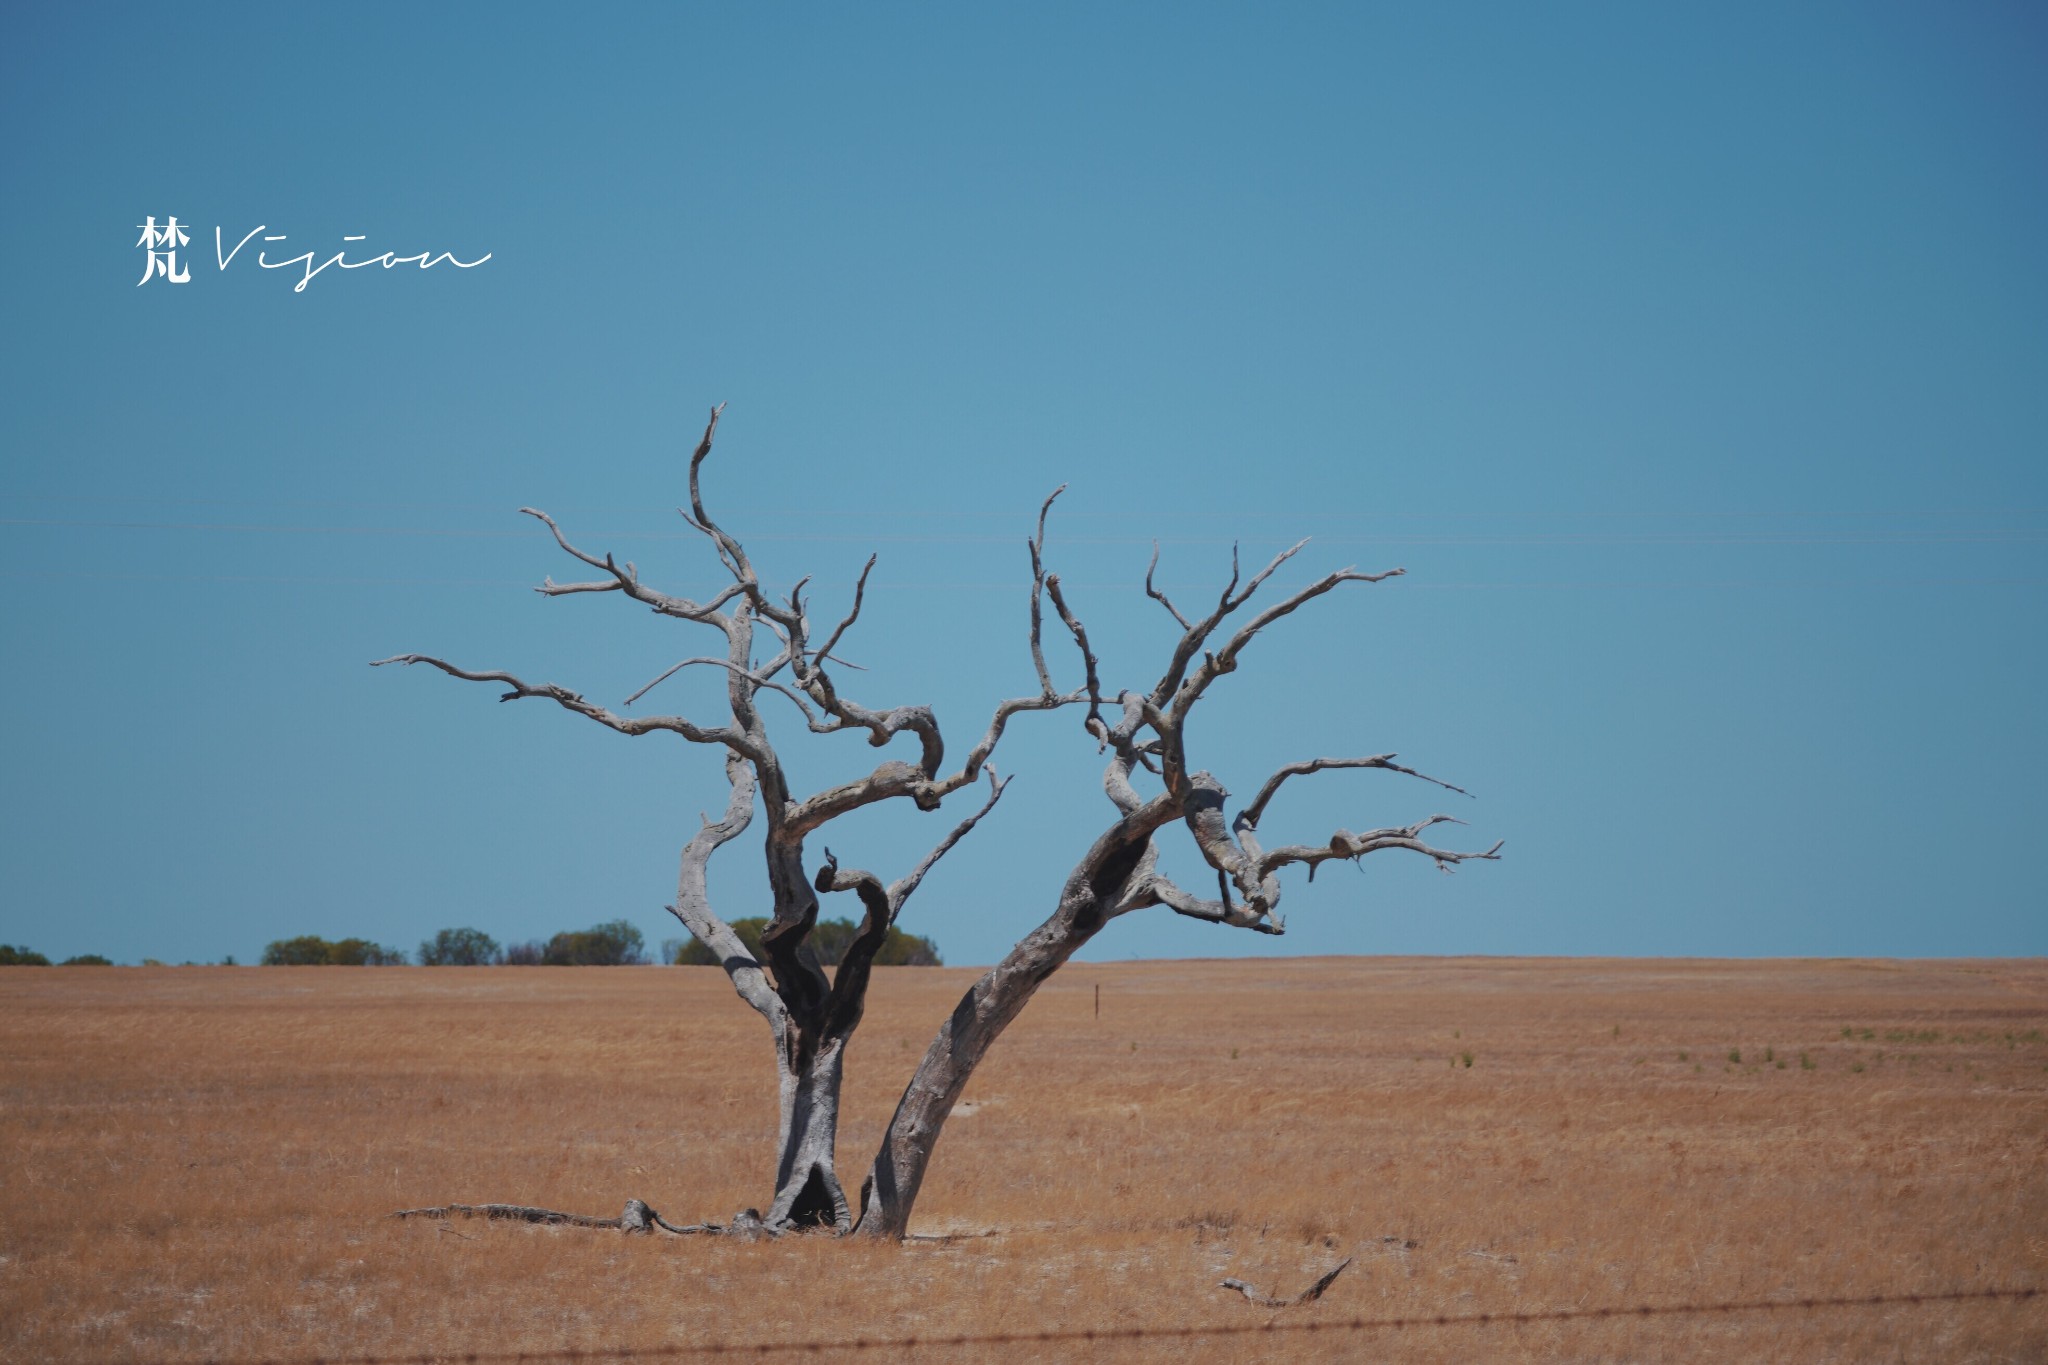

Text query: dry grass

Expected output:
[3,957,2044,1363]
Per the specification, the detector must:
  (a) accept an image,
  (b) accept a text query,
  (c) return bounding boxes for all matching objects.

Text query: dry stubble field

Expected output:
[3,957,2045,1363]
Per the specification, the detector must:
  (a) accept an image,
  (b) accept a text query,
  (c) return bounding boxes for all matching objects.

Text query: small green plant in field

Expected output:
[1764,1046,1775,1063]
[1775,1059,1786,1069]
[1800,1052,1815,1070]
[1728,1048,1742,1065]
[1678,1050,1689,1062]
[1612,1024,1621,1038]
[1460,1051,1474,1068]
[1694,1063,1703,1073]
[1851,1061,1866,1074]
[1841,1025,1854,1038]
[1231,1047,1240,1060]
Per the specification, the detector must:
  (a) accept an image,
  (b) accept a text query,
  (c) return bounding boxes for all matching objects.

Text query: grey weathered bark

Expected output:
[376,407,1077,1233]
[851,539,1500,1239]
[1219,1256,1354,1307]
[379,404,1499,1244]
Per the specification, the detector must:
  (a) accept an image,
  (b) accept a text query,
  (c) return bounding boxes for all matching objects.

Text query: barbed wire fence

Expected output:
[147,1285,2039,1365]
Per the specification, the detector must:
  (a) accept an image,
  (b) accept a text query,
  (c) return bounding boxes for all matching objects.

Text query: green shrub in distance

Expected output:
[419,926,501,966]
[60,954,114,966]
[540,919,646,966]
[261,935,407,966]
[0,944,51,966]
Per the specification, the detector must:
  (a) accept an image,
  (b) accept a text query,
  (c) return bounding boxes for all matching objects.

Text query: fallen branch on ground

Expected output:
[1218,1256,1354,1307]
[390,1200,763,1237]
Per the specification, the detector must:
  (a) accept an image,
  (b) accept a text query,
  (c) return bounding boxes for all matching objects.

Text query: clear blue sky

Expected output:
[2,3,2042,965]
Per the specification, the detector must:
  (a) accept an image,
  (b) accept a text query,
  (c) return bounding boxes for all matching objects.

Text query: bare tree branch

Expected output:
[813,555,877,675]
[1227,537,1311,610]
[1166,566,1405,726]
[682,403,804,634]
[369,655,762,759]
[1235,754,1472,832]
[889,767,1010,908]
[394,1199,741,1237]
[1258,816,1505,879]
[1143,539,1317,719]
[1027,489,1066,696]
[808,774,1011,1096]
[667,752,783,1024]
[1143,871,1284,935]
[1043,573,1104,733]
[1143,541,1191,630]
[521,507,746,623]
[952,490,1090,781]
[624,656,823,726]
[1220,1257,1353,1308]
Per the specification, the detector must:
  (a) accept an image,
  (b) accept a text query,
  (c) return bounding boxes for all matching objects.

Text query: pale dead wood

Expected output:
[392,1200,742,1236]
[1219,1256,1355,1307]
[377,404,1499,1245]
[857,532,1495,1237]
[377,405,1086,1235]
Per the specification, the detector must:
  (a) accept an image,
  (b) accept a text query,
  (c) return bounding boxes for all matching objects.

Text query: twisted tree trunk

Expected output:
[767,1029,851,1229]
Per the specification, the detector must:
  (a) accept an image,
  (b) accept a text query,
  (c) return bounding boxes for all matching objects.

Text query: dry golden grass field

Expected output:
[3,957,2045,1363]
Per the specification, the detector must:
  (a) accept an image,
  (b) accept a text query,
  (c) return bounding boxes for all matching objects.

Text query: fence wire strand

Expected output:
[153,1285,2039,1365]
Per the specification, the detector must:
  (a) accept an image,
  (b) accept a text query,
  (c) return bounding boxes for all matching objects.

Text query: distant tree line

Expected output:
[1,918,941,968]
[418,920,648,966]
[261,936,408,966]
[0,945,112,966]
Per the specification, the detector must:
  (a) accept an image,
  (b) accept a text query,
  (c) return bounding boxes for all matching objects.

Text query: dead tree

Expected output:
[379,405,1498,1242]
[848,539,1500,1238]
[376,405,1082,1231]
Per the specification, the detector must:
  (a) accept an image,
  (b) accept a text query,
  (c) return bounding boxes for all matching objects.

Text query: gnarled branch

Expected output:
[1261,815,1505,879]
[667,752,782,1025]
[816,767,1009,1039]
[1235,754,1472,833]
[522,507,745,623]
[369,655,763,761]
[625,656,822,725]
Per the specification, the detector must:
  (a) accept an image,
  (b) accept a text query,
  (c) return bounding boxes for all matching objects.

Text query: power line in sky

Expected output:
[3,516,2044,548]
